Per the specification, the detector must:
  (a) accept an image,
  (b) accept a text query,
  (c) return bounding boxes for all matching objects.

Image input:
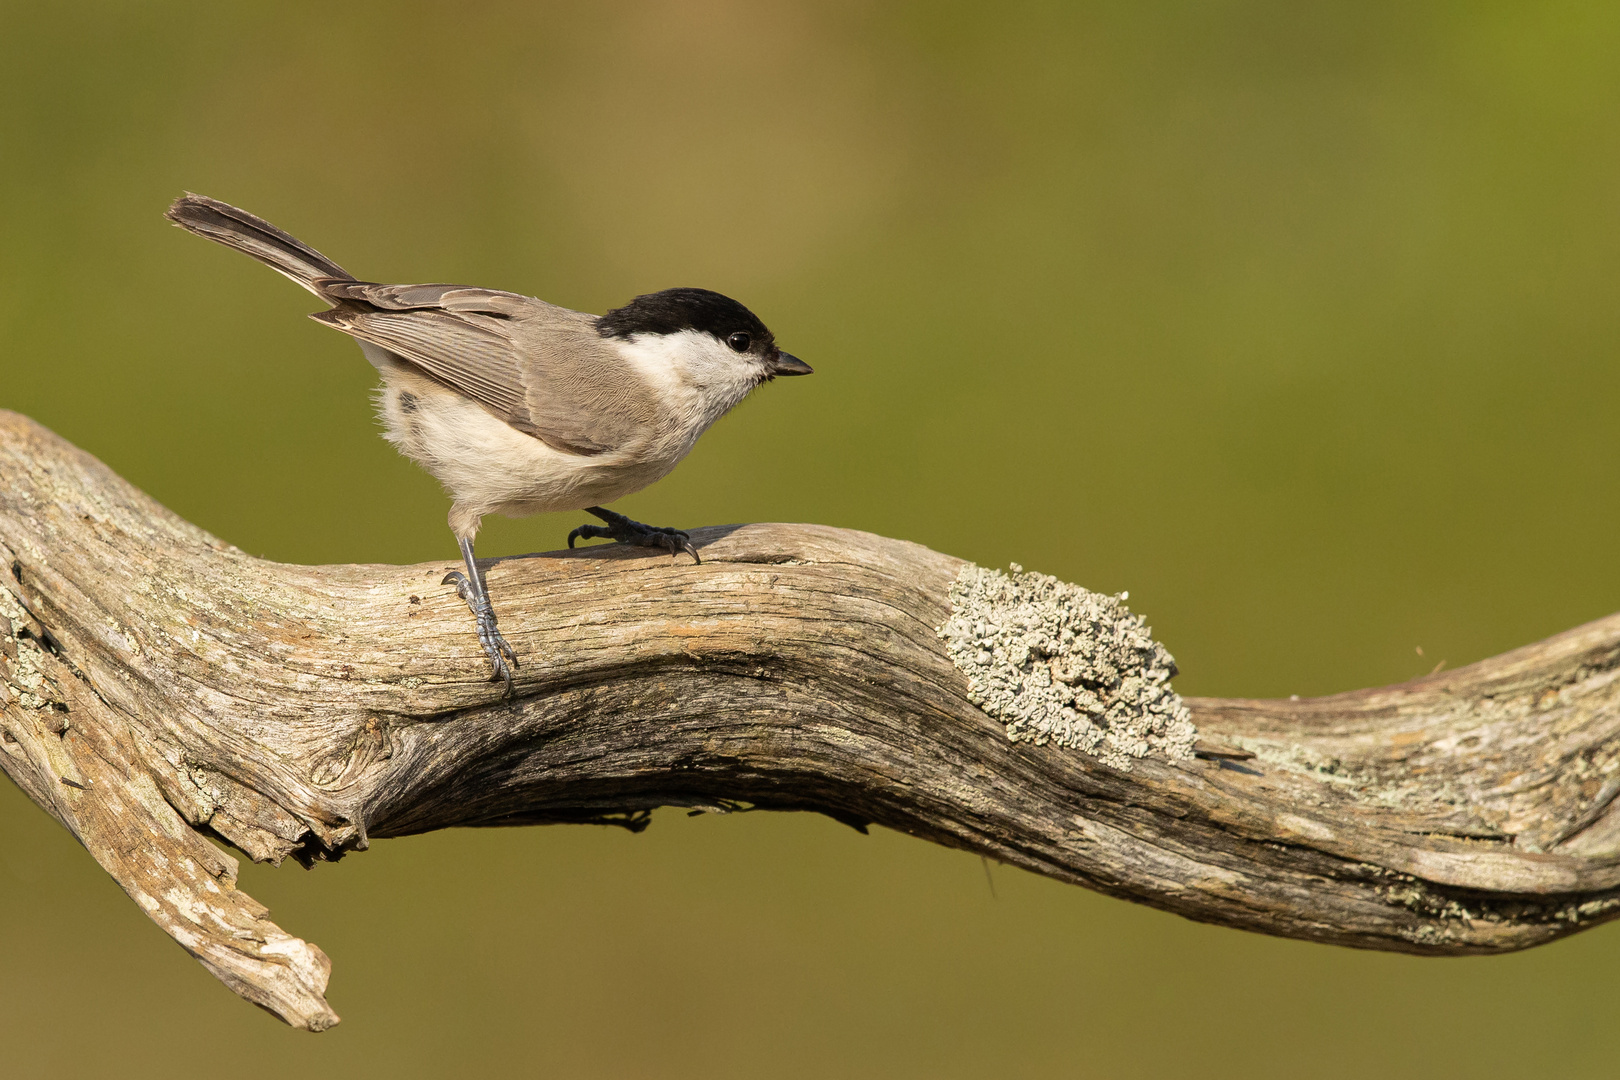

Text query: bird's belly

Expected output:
[376,375,686,516]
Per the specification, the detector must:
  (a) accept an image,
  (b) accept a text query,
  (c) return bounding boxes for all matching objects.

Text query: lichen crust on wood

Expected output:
[937,562,1195,769]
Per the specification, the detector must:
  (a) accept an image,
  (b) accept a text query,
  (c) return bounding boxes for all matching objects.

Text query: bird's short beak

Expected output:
[768,351,814,376]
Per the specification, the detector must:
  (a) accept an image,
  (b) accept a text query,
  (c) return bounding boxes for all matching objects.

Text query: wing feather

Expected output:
[308,284,651,456]
[322,281,533,317]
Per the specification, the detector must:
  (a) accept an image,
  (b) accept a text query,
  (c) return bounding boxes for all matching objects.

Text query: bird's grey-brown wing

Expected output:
[322,281,534,317]
[310,283,653,456]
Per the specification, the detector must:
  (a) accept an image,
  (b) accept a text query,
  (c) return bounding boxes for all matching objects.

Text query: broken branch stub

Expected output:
[2,408,1620,1030]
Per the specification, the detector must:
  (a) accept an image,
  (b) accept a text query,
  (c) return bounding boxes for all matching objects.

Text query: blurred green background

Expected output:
[5,1,1620,1076]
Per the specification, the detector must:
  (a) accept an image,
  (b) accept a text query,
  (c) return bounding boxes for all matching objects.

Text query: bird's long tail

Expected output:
[166,193,354,294]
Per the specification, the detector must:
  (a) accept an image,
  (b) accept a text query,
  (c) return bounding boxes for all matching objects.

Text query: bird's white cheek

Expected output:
[616,331,759,437]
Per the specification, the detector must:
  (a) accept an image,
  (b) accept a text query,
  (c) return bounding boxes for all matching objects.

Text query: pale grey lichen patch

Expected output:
[1233,736,1485,815]
[0,582,27,629]
[0,584,54,711]
[938,563,1195,770]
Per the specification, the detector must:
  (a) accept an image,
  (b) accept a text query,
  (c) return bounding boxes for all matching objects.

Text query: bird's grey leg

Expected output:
[441,535,518,694]
[567,506,700,564]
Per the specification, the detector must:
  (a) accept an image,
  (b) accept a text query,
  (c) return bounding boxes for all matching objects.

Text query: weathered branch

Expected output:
[3,410,1619,1030]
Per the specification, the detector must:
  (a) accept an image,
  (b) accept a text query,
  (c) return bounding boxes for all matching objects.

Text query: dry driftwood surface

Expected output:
[4,409,1620,1031]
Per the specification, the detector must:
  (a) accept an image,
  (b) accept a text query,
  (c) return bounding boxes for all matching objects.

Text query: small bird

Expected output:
[167,194,811,691]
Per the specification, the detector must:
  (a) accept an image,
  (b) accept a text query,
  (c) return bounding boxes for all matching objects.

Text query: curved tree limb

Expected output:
[2,410,1619,1030]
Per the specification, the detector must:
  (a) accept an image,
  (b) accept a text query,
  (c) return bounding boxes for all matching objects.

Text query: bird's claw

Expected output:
[441,569,472,599]
[567,508,701,564]
[442,570,518,696]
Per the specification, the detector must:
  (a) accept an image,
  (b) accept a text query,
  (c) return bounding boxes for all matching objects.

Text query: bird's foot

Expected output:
[441,569,518,695]
[568,506,700,564]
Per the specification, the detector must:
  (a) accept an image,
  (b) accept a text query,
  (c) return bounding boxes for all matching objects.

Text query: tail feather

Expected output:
[166,193,353,294]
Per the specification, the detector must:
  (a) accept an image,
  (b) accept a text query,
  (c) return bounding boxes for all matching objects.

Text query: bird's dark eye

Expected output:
[726,331,752,353]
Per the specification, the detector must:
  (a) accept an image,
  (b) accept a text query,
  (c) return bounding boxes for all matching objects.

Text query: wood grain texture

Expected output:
[2,409,1619,1030]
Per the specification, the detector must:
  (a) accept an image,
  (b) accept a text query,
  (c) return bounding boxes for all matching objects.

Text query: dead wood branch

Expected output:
[3,410,1619,1030]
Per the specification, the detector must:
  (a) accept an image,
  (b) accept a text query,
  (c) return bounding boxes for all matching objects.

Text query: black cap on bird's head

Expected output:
[597,287,812,377]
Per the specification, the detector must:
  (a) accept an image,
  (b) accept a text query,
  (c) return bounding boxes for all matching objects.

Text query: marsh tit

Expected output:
[167,194,811,691]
